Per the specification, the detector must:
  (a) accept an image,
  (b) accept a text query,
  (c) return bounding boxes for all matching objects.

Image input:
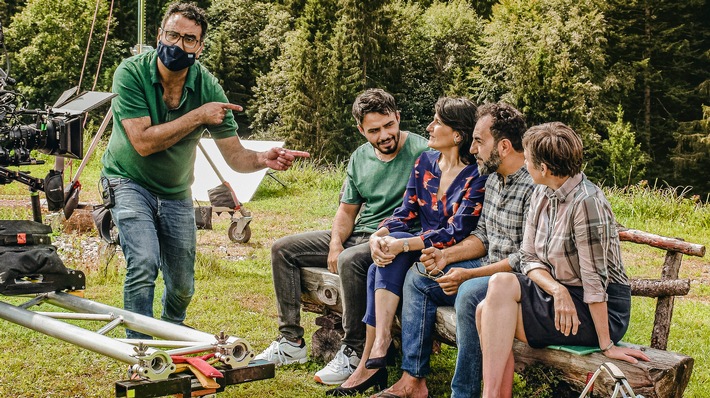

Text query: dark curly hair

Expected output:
[162,2,209,39]
[476,103,526,152]
[435,97,478,165]
[351,89,398,126]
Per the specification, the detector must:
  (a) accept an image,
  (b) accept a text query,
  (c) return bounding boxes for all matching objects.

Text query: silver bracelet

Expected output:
[601,341,614,352]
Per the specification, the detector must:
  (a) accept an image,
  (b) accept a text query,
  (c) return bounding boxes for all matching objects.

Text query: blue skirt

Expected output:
[516,274,631,349]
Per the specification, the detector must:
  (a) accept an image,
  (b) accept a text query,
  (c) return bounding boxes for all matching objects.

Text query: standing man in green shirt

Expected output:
[255,88,429,386]
[102,2,308,339]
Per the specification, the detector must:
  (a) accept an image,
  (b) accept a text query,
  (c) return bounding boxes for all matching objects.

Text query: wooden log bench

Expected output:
[299,228,705,397]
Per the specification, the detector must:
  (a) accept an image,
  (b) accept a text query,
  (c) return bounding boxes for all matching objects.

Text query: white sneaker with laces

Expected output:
[254,336,307,366]
[314,344,360,385]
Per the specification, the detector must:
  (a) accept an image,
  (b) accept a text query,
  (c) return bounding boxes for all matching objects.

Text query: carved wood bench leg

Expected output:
[311,313,345,363]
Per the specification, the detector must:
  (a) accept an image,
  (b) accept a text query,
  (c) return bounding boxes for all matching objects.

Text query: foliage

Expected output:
[513,363,563,398]
[4,0,124,107]
[251,0,379,160]
[671,105,710,196]
[393,0,484,133]
[604,0,710,195]
[0,0,24,27]
[600,105,649,186]
[472,0,623,179]
[3,0,710,195]
[251,0,484,162]
[607,180,710,239]
[201,0,293,135]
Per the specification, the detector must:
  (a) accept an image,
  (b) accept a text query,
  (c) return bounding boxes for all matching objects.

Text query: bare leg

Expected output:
[341,325,379,388]
[370,371,428,398]
[370,288,400,359]
[480,273,523,398]
[500,351,515,398]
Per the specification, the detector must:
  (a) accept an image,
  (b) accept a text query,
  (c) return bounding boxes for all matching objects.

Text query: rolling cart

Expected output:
[197,142,253,243]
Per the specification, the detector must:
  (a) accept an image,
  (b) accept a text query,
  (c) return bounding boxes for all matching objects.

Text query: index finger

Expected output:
[286,150,310,158]
[222,103,244,112]
[420,247,436,261]
[437,270,453,282]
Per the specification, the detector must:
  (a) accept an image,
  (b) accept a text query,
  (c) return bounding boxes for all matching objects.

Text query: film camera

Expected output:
[0,22,115,217]
[0,69,114,207]
[0,80,84,168]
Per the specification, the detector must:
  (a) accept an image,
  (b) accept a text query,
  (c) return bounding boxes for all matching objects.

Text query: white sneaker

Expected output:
[254,336,307,366]
[314,344,360,385]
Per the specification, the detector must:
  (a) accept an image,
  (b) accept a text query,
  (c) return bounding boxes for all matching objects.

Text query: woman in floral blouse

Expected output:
[327,97,487,396]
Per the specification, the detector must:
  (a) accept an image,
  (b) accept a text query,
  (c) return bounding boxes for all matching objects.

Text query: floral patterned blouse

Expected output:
[380,150,487,248]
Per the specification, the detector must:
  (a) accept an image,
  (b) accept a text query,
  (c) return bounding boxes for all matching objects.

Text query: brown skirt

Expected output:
[515,274,631,349]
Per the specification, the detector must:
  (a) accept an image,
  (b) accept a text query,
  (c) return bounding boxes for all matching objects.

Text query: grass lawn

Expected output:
[0,159,708,397]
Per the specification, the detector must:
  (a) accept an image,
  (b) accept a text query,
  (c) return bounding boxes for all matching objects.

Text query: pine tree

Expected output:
[201,0,292,134]
[601,105,649,187]
[672,105,710,196]
[605,0,710,189]
[471,0,617,179]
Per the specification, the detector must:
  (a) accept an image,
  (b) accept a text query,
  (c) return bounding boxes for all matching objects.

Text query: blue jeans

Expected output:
[450,275,491,398]
[400,259,481,382]
[363,232,420,326]
[107,177,196,339]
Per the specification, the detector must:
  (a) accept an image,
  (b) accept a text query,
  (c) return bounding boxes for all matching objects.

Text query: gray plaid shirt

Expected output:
[520,173,629,303]
[471,165,534,271]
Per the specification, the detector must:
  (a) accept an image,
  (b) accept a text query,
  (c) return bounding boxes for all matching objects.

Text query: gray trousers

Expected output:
[270,230,372,355]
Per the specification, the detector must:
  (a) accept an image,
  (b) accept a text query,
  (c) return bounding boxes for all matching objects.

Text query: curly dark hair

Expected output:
[351,89,398,126]
[161,2,209,39]
[476,103,526,152]
[435,97,478,165]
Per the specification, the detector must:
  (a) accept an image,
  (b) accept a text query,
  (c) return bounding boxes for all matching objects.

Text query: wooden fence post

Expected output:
[651,250,683,350]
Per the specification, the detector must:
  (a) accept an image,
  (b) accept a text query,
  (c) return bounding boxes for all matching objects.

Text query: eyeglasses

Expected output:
[414,261,444,280]
[161,28,201,50]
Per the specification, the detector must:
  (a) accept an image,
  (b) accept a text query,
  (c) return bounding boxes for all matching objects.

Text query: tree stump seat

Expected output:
[299,228,704,398]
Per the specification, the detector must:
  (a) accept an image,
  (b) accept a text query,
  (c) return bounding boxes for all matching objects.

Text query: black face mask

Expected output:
[157,41,196,71]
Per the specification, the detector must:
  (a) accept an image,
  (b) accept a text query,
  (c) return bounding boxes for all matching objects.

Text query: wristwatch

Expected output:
[402,240,410,252]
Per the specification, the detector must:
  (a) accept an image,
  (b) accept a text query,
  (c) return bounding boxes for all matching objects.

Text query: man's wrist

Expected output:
[440,248,450,266]
[257,150,269,168]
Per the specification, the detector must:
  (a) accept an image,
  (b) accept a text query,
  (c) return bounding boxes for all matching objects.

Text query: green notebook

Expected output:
[546,341,631,356]
[546,345,601,355]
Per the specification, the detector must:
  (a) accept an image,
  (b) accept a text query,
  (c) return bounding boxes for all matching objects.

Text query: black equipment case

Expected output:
[0,221,85,295]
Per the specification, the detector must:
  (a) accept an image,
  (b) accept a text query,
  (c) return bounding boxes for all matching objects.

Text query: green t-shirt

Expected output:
[102,51,237,199]
[342,132,429,233]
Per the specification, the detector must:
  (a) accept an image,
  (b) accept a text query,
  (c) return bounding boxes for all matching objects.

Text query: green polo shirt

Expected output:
[342,132,429,233]
[102,51,237,199]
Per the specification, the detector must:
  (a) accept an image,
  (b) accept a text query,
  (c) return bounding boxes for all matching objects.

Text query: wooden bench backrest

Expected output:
[619,228,706,350]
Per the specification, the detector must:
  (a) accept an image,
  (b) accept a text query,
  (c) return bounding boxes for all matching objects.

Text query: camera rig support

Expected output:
[0,79,116,221]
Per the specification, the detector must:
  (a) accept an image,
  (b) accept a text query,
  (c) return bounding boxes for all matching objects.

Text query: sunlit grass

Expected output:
[0,162,707,397]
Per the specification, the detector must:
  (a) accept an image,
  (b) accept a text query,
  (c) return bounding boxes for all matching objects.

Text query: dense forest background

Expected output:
[1,0,709,196]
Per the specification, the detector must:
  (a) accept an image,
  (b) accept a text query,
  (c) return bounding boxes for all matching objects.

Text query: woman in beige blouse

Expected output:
[476,122,649,397]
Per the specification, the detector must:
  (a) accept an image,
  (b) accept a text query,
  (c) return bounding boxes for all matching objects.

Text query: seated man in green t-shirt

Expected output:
[255,89,429,385]
[101,2,308,339]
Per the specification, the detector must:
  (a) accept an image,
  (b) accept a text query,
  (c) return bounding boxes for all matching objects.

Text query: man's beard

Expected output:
[376,131,401,155]
[477,147,502,176]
